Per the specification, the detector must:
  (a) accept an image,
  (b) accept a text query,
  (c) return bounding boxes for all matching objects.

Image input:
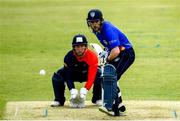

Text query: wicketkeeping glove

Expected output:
[80,87,88,99]
[70,88,79,108]
[70,88,78,99]
[78,87,88,108]
[78,96,85,108]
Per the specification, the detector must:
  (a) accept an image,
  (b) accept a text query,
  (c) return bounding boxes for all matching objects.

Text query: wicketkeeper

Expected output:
[86,9,135,116]
[51,34,102,108]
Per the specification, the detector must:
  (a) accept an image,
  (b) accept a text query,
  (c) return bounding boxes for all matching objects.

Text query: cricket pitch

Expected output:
[4,100,180,120]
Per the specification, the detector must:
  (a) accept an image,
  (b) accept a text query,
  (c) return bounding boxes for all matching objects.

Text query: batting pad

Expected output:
[103,64,118,110]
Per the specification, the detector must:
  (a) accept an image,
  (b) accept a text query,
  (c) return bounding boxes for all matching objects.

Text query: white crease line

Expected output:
[14,106,18,117]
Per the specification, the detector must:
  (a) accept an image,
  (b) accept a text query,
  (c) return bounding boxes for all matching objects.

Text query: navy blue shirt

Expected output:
[94,21,132,51]
[64,49,98,90]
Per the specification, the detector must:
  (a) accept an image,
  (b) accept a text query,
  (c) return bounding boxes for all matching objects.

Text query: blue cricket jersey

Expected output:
[94,21,132,51]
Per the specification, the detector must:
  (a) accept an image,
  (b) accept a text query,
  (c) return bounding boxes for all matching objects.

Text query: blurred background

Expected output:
[0,0,180,119]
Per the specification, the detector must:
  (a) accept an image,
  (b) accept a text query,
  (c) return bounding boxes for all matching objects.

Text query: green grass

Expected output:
[0,0,180,119]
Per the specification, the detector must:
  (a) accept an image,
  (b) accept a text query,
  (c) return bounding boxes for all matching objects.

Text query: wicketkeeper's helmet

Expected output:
[86,9,103,21]
[72,34,88,47]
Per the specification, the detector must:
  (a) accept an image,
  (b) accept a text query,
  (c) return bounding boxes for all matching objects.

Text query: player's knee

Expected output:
[97,67,102,76]
[103,64,117,82]
[94,68,102,84]
[52,72,63,83]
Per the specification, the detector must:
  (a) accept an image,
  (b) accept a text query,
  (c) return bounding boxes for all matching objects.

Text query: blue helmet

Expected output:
[86,9,103,21]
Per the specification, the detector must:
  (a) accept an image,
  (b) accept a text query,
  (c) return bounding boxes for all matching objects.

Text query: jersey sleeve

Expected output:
[64,51,75,90]
[64,52,70,67]
[105,27,120,49]
[84,50,98,90]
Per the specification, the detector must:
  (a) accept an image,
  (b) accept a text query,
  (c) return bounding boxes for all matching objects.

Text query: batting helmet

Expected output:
[72,34,88,47]
[86,9,103,21]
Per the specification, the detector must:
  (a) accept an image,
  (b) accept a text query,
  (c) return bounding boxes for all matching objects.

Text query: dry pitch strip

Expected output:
[3,100,180,121]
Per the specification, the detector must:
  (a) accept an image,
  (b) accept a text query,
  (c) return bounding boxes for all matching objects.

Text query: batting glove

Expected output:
[99,51,108,65]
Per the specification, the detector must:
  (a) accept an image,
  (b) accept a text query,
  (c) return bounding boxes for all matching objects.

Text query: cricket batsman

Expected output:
[51,34,102,108]
[86,9,135,116]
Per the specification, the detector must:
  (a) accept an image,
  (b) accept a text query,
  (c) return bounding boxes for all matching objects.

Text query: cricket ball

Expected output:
[39,69,46,75]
